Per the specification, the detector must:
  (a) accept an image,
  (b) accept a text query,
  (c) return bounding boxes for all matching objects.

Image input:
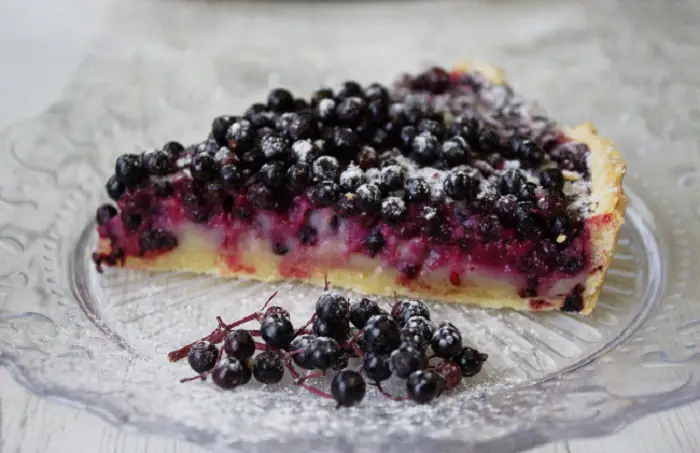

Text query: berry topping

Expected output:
[443,168,478,201]
[356,146,379,169]
[313,316,350,343]
[139,229,178,253]
[259,161,286,188]
[260,134,291,160]
[339,165,365,192]
[362,352,392,382]
[392,300,431,326]
[335,80,364,100]
[252,352,284,384]
[331,370,366,408]
[143,150,175,175]
[223,329,256,361]
[260,313,295,349]
[310,181,340,207]
[211,357,252,389]
[454,346,489,377]
[316,292,350,323]
[406,370,444,404]
[187,341,218,373]
[220,164,244,189]
[380,165,406,191]
[190,153,218,182]
[106,175,125,201]
[247,182,276,210]
[287,163,312,192]
[226,119,254,151]
[413,66,451,94]
[163,141,185,156]
[411,133,439,164]
[441,137,468,167]
[267,88,296,113]
[336,97,367,127]
[499,169,525,196]
[211,116,236,145]
[95,204,117,226]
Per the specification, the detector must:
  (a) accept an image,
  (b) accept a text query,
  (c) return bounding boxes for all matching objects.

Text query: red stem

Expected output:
[294,314,315,337]
[375,382,409,401]
[260,291,279,312]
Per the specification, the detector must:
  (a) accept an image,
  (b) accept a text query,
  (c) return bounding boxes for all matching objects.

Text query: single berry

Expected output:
[514,201,540,236]
[211,115,237,145]
[316,292,349,323]
[331,370,366,408]
[364,229,386,258]
[364,82,389,102]
[163,141,185,156]
[153,180,174,198]
[417,118,445,138]
[362,352,392,382]
[115,154,147,188]
[443,168,478,201]
[315,98,336,123]
[392,300,431,326]
[499,169,526,196]
[476,127,501,152]
[390,343,424,379]
[226,119,255,151]
[267,88,296,113]
[220,164,244,189]
[310,181,340,207]
[511,138,544,166]
[283,111,315,141]
[431,324,463,359]
[291,139,322,164]
[240,147,265,171]
[413,66,450,94]
[223,329,256,361]
[335,80,364,100]
[260,313,295,349]
[260,134,291,161]
[307,336,341,370]
[381,197,408,224]
[400,326,426,350]
[349,297,381,329]
[356,146,379,169]
[121,212,142,231]
[454,346,489,377]
[211,357,252,389]
[363,314,401,354]
[187,341,218,373]
[311,87,334,106]
[253,352,285,384]
[336,192,358,217]
[418,205,440,232]
[95,204,117,225]
[312,155,340,182]
[313,316,350,343]
[247,182,275,210]
[540,168,565,191]
[411,133,439,164]
[450,115,480,144]
[441,137,468,167]
[143,150,175,175]
[287,163,312,193]
[106,175,125,201]
[406,370,444,404]
[139,229,178,252]
[288,334,315,370]
[336,97,367,127]
[339,165,364,192]
[436,360,463,390]
[380,165,406,191]
[243,102,266,120]
[405,178,430,202]
[331,127,360,159]
[477,214,503,242]
[190,153,218,182]
[355,183,382,213]
[259,161,286,188]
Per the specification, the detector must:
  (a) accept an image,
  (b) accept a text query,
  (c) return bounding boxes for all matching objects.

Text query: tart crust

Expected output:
[96,63,626,314]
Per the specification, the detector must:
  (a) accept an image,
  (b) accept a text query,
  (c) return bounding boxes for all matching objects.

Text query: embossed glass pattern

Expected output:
[0,1,698,452]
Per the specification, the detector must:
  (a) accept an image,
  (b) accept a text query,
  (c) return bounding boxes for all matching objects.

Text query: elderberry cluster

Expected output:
[172,286,488,407]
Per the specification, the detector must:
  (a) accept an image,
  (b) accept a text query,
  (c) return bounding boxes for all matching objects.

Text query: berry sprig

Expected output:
[168,284,489,407]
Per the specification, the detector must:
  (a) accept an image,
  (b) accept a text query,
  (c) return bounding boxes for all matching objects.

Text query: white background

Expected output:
[0,0,698,451]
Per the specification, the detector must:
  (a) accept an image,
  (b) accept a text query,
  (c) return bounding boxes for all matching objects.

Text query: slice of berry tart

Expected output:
[93,62,626,314]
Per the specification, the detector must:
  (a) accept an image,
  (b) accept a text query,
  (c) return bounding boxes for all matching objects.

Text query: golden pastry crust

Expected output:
[95,62,627,314]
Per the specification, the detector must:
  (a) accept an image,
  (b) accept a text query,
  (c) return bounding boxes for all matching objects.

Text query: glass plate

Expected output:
[1,1,699,452]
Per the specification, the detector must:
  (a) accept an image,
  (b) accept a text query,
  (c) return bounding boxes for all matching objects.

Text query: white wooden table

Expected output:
[1,0,699,451]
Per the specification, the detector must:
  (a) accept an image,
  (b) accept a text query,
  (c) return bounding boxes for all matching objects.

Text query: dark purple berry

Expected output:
[190,153,218,182]
[223,329,256,361]
[143,151,175,175]
[390,343,424,379]
[226,119,254,151]
[364,82,389,102]
[287,163,311,192]
[331,370,366,407]
[153,180,174,197]
[288,334,315,370]
[307,336,341,370]
[454,346,488,377]
[96,204,117,225]
[121,212,142,231]
[363,314,401,354]
[115,154,147,188]
[349,297,381,329]
[335,80,364,100]
[211,357,252,389]
[356,146,379,170]
[220,164,244,189]
[413,66,450,94]
[187,341,218,373]
[540,168,565,191]
[310,181,340,207]
[381,196,407,224]
[431,324,463,359]
[380,165,405,191]
[511,138,544,166]
[406,370,444,404]
[252,352,284,384]
[400,125,418,150]
[247,182,275,210]
[392,300,431,326]
[336,97,367,127]
[443,168,478,201]
[476,127,501,152]
[339,166,364,192]
[441,137,468,167]
[163,141,185,156]
[139,229,178,252]
[316,292,349,323]
[364,229,385,257]
[106,175,125,201]
[405,178,430,202]
[411,133,439,164]
[405,316,433,343]
[417,118,444,138]
[259,161,286,188]
[291,139,322,164]
[355,183,382,213]
[267,88,296,113]
[314,98,336,123]
[499,169,526,196]
[331,127,360,159]
[312,155,340,182]
[211,115,236,145]
[260,134,291,161]
[260,313,295,349]
[363,352,392,382]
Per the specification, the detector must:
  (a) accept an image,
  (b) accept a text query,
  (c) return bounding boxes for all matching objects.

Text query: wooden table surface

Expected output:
[1,0,699,451]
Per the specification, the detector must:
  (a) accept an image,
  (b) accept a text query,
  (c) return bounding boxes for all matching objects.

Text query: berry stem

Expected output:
[294,314,315,337]
[260,291,279,312]
[374,382,409,401]
[167,327,225,363]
